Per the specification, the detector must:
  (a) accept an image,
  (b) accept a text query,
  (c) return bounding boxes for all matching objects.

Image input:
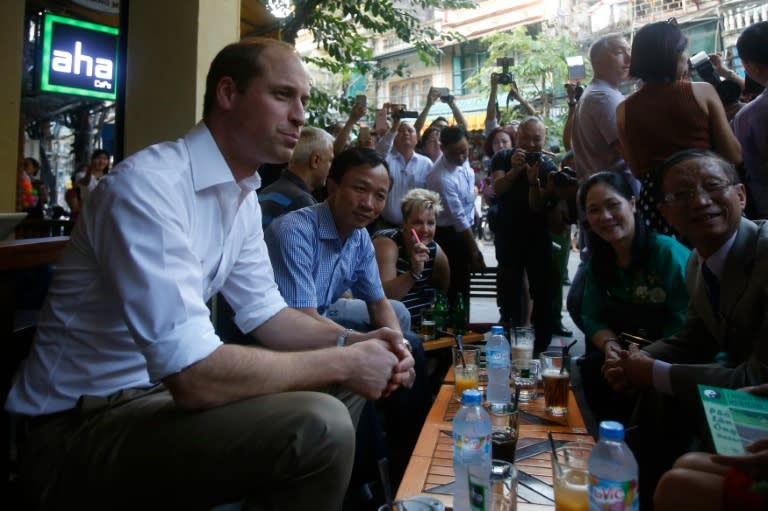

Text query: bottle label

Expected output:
[454,432,491,461]
[589,476,639,511]
[486,348,505,368]
[468,466,488,511]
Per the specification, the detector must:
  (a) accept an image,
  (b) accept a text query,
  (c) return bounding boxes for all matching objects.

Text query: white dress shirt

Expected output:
[425,155,475,232]
[6,122,287,415]
[376,131,433,224]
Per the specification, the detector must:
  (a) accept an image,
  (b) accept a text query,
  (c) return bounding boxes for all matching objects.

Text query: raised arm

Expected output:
[485,74,501,134]
[414,87,441,136]
[334,102,368,156]
[447,96,467,128]
[508,81,536,116]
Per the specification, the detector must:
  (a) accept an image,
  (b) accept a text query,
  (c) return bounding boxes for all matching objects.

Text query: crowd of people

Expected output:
[5,17,768,511]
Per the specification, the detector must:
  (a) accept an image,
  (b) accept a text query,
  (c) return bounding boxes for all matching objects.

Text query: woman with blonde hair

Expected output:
[372,188,450,325]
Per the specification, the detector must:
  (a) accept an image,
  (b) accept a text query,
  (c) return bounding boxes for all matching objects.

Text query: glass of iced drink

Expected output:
[453,345,480,401]
[552,443,591,511]
[540,351,570,416]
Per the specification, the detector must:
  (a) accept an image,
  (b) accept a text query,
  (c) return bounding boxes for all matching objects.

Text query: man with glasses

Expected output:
[604,149,767,396]
[603,149,768,505]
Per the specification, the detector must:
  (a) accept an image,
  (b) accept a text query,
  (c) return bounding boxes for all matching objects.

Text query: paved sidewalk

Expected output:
[470,237,585,357]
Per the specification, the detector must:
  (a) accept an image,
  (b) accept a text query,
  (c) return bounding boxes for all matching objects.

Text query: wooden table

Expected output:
[422,332,484,352]
[396,379,593,510]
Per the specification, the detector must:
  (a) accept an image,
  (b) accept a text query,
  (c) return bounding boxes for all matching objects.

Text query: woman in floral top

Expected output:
[578,171,690,424]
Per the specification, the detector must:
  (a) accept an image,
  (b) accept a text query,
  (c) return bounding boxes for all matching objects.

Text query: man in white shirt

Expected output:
[375,117,433,228]
[5,38,413,511]
[426,125,485,309]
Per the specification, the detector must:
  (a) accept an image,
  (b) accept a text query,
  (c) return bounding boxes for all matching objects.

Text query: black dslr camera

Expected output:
[550,167,578,188]
[495,57,515,85]
[689,51,721,86]
[524,151,542,166]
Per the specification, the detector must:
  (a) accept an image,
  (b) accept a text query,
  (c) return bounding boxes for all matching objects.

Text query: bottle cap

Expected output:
[491,325,504,334]
[599,420,625,441]
[461,389,482,405]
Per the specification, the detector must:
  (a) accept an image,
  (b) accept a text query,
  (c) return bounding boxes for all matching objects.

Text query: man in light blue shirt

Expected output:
[265,147,427,482]
[266,147,411,335]
[426,125,485,310]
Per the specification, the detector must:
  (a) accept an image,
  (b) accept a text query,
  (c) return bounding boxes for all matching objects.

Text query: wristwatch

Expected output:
[403,339,413,353]
[336,328,353,347]
[410,271,423,280]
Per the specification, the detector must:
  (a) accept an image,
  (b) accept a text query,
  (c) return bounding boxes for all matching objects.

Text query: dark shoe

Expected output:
[554,323,573,337]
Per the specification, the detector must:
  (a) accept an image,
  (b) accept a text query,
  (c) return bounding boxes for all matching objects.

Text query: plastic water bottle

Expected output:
[485,325,511,405]
[588,421,639,511]
[453,389,492,511]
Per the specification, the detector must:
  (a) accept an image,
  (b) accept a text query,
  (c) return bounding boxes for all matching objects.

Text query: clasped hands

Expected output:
[601,345,655,394]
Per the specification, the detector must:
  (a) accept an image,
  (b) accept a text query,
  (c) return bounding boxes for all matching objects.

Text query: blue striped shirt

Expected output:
[265,202,385,315]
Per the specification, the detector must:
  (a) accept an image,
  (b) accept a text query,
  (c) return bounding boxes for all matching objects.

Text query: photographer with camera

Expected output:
[414,86,467,139]
[484,60,536,136]
[489,117,557,353]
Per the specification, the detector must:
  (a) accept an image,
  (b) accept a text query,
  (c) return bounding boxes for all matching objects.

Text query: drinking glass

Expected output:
[552,443,591,511]
[453,345,480,401]
[510,327,534,366]
[540,351,570,416]
[487,403,519,463]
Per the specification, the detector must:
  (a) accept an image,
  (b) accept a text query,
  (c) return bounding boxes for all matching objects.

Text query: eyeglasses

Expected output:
[662,181,734,205]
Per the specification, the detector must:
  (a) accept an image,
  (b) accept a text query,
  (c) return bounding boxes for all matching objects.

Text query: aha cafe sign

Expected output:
[40,14,119,101]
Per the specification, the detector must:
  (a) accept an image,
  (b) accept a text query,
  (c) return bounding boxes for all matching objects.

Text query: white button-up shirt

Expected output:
[6,122,287,415]
[426,155,476,232]
[376,131,433,225]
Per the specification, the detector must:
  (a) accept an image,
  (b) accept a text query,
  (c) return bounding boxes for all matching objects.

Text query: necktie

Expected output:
[701,262,720,312]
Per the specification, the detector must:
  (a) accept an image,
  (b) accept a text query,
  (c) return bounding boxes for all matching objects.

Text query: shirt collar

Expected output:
[187,121,261,193]
[702,230,738,278]
[316,202,341,240]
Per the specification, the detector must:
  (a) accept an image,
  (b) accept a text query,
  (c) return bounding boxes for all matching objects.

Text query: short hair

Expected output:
[203,38,298,119]
[654,149,740,202]
[328,147,391,189]
[289,127,334,167]
[629,21,687,82]
[429,116,449,128]
[578,171,654,289]
[417,127,440,148]
[589,33,626,64]
[400,188,443,221]
[737,21,768,66]
[439,125,468,146]
[483,127,512,158]
[517,116,546,135]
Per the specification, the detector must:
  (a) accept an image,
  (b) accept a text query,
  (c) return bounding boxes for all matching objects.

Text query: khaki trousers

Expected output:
[20,386,363,511]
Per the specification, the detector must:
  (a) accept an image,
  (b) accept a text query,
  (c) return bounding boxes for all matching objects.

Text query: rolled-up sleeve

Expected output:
[88,172,222,382]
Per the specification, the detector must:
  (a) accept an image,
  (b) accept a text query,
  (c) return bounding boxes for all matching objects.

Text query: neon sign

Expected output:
[40,14,119,100]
